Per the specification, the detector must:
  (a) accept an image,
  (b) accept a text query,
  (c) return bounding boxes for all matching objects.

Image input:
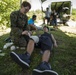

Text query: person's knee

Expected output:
[30,36,39,43]
[43,50,51,56]
[44,50,51,53]
[29,39,35,42]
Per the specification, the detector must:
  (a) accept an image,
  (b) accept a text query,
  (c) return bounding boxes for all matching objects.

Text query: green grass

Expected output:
[0,28,76,75]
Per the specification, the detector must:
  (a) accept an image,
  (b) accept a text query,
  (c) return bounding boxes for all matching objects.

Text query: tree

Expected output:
[0,0,19,28]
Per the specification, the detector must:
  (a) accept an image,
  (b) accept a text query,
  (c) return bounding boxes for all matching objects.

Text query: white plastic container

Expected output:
[3,42,13,49]
[10,45,16,50]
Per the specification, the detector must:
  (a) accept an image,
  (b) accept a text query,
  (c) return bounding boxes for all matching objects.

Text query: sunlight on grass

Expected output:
[0,28,11,36]
[65,33,76,37]
[59,26,76,37]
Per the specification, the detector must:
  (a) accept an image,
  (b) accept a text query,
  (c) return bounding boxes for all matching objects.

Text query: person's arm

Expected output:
[28,19,37,30]
[41,7,45,13]
[51,34,58,47]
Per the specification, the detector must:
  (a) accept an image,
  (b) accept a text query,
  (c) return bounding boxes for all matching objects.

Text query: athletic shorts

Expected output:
[30,36,53,52]
[30,36,39,43]
[39,36,53,51]
[45,17,50,22]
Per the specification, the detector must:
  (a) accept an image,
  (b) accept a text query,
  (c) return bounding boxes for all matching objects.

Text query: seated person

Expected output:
[28,15,37,31]
[10,26,58,75]
[10,1,31,47]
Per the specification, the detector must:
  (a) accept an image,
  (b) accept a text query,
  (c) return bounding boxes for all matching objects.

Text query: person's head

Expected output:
[32,15,37,20]
[43,26,49,32]
[46,8,49,11]
[21,1,31,14]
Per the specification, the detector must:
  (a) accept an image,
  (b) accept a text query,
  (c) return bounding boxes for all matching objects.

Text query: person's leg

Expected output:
[25,36,39,55]
[33,49,58,75]
[47,17,50,25]
[10,36,39,69]
[33,39,52,71]
[55,19,58,29]
[26,39,35,55]
[42,50,50,62]
[53,19,57,29]
[10,39,35,69]
[43,17,46,24]
[30,25,37,30]
[46,18,48,25]
[53,19,55,28]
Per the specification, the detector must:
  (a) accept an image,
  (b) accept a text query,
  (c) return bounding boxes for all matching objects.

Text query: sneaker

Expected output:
[33,62,58,75]
[10,52,30,69]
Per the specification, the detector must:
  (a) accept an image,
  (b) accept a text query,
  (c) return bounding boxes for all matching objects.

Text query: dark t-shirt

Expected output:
[37,32,53,51]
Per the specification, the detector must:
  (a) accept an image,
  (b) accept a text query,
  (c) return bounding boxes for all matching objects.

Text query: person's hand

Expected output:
[29,31,32,35]
[22,31,28,35]
[54,43,58,47]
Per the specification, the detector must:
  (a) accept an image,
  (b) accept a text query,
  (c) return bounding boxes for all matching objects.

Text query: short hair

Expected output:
[43,26,49,31]
[46,8,49,10]
[21,1,31,9]
[32,15,36,19]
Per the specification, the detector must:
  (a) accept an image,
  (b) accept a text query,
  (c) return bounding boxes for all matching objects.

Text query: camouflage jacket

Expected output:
[10,10,28,46]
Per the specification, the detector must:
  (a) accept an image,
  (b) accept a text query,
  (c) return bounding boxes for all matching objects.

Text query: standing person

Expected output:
[28,15,37,31]
[42,7,51,25]
[10,26,58,75]
[51,10,58,29]
[10,1,31,47]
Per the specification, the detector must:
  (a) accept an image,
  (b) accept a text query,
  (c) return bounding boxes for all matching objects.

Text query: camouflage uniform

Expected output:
[10,10,29,47]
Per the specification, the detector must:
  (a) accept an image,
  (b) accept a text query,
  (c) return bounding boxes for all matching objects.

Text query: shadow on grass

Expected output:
[0,28,76,75]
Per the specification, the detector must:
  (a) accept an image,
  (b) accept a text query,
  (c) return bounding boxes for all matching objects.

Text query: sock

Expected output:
[25,51,30,58]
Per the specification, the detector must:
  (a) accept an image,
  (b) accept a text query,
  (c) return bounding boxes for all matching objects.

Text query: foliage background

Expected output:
[0,0,20,28]
[0,0,76,28]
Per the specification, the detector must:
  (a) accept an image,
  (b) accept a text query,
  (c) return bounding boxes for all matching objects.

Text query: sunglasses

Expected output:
[25,6,30,10]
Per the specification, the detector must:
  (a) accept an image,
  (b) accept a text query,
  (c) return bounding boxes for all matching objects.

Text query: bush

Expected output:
[0,0,19,28]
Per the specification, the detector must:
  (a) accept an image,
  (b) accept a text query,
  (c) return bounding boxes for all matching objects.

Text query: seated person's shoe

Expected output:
[33,61,58,75]
[10,52,30,69]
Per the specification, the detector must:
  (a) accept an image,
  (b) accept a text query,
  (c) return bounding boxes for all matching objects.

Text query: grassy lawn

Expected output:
[0,26,76,75]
